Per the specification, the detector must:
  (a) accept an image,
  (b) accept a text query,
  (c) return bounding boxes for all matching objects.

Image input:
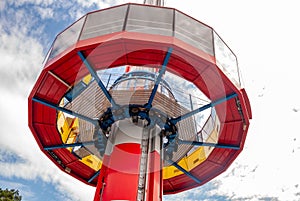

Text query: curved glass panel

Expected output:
[213,31,241,88]
[175,11,214,55]
[80,5,128,40]
[126,4,173,36]
[48,16,86,60]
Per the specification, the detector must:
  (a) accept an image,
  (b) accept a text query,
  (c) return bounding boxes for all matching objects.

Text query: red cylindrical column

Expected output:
[94,119,162,201]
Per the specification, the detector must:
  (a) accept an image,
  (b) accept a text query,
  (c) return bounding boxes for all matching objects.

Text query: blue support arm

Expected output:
[44,141,95,151]
[88,170,100,183]
[178,140,240,150]
[32,97,99,126]
[171,93,237,125]
[146,47,173,109]
[167,160,201,184]
[77,51,118,108]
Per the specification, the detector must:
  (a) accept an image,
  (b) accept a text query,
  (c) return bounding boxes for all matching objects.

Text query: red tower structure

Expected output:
[28,1,251,200]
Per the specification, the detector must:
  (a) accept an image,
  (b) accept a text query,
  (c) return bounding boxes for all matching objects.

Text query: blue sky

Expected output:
[1,0,300,200]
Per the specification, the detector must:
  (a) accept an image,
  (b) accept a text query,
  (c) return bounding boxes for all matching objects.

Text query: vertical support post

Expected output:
[145,127,162,201]
[105,73,112,88]
[144,0,164,6]
[189,94,199,141]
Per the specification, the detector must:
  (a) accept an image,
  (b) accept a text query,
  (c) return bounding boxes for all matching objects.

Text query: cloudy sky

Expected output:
[1,0,300,200]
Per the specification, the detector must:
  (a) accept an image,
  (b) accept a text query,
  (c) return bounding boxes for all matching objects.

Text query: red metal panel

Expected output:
[50,51,81,76]
[215,98,238,124]
[33,123,61,146]
[127,49,165,67]
[163,179,175,194]
[57,60,86,85]
[64,64,88,85]
[53,149,78,165]
[35,72,69,104]
[168,55,201,82]
[125,40,168,67]
[67,160,96,180]
[54,83,69,103]
[32,102,56,125]
[170,46,213,82]
[82,42,127,69]
[32,124,51,146]
[193,160,223,180]
[200,67,229,100]
[31,102,45,124]
[166,176,193,193]
[42,107,57,125]
[36,73,55,100]
[218,121,243,145]
[207,148,236,166]
[49,51,87,86]
[50,59,78,77]
[221,123,235,144]
[163,160,223,194]
[47,80,64,102]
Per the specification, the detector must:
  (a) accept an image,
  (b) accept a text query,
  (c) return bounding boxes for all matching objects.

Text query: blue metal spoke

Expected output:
[44,141,94,151]
[171,93,238,125]
[77,51,118,108]
[178,140,240,150]
[88,170,100,183]
[146,47,173,109]
[167,160,201,184]
[32,97,99,126]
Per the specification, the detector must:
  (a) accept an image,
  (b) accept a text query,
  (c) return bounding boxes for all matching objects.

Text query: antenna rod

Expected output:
[143,0,164,6]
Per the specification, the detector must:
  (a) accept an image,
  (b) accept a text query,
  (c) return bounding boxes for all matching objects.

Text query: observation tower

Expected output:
[28,0,252,200]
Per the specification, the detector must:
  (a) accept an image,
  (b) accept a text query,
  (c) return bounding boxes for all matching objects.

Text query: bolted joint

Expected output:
[129,105,151,126]
[98,108,115,134]
[163,119,177,136]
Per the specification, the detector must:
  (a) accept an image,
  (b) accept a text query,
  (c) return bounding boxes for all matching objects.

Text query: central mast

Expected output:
[144,0,164,6]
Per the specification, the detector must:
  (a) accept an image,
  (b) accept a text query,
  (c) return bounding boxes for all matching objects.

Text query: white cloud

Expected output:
[0,89,95,200]
[87,0,141,9]
[0,30,43,95]
[35,6,54,19]
[7,0,54,7]
[0,1,6,11]
[0,2,95,200]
